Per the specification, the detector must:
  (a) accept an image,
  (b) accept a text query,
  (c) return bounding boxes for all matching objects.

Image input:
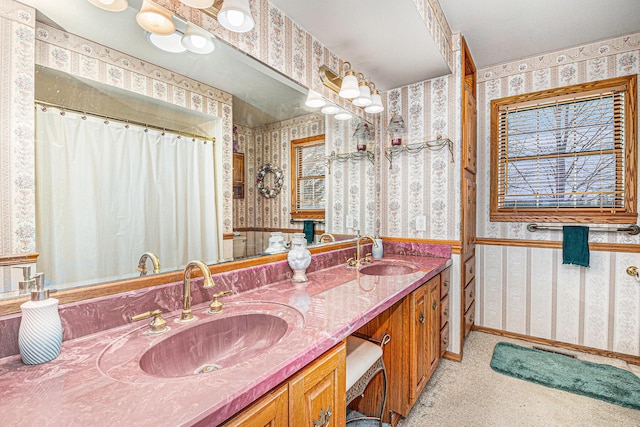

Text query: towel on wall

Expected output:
[303,220,315,244]
[562,226,590,267]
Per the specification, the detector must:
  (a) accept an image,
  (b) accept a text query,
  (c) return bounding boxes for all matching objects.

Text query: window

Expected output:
[291,134,326,219]
[490,75,637,224]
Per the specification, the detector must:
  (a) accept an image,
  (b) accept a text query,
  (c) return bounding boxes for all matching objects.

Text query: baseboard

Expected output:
[442,351,462,362]
[473,325,640,366]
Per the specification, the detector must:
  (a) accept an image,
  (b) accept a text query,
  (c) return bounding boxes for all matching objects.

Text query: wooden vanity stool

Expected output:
[345,334,389,427]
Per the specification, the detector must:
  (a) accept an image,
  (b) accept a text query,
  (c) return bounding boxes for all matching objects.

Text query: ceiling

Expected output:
[440,0,640,69]
[274,0,640,89]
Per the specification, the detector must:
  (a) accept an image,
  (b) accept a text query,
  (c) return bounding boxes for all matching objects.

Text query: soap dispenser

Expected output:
[13,266,35,296]
[372,234,384,259]
[18,273,63,365]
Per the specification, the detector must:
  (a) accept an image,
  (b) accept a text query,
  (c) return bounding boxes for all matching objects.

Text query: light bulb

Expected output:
[227,9,245,27]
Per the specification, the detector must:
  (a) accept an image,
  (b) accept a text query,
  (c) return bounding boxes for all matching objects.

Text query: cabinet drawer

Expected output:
[464,301,475,337]
[440,322,449,357]
[440,268,450,299]
[464,277,475,313]
[464,256,475,286]
[440,294,449,327]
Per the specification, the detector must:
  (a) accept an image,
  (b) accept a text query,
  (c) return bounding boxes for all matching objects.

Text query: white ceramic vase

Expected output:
[19,298,63,365]
[287,233,312,282]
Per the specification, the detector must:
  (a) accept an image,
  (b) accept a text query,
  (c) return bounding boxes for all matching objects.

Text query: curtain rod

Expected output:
[527,223,640,235]
[34,100,216,144]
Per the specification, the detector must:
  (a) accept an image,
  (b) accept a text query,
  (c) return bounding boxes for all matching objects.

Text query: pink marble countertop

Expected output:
[0,254,449,426]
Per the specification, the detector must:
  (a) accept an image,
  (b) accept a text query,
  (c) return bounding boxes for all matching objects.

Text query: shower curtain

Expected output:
[35,106,219,288]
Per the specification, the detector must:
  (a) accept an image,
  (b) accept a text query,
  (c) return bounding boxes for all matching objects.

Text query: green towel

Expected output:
[303,220,315,244]
[562,226,589,267]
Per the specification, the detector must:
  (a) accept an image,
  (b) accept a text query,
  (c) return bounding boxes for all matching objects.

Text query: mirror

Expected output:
[1,0,377,300]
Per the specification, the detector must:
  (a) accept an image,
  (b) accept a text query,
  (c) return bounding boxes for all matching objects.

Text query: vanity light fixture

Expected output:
[338,62,360,99]
[305,90,326,108]
[321,104,340,115]
[218,0,255,33]
[181,24,215,54]
[136,0,175,35]
[180,0,214,8]
[88,0,128,12]
[147,31,187,53]
[352,74,372,107]
[319,64,384,114]
[335,110,352,121]
[365,84,384,114]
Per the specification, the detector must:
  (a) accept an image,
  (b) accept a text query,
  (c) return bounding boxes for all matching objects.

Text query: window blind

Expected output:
[294,143,325,210]
[496,89,625,211]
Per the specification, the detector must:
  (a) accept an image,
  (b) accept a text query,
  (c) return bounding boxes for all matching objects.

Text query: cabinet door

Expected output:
[409,284,428,403]
[426,277,441,376]
[462,170,476,261]
[233,153,245,183]
[463,84,477,174]
[221,383,288,427]
[289,342,346,427]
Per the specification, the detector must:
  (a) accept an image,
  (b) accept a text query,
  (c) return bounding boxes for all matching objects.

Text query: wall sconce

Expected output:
[88,0,128,12]
[321,104,340,115]
[352,74,372,107]
[136,0,175,35]
[181,24,215,54]
[319,64,384,114]
[218,0,255,33]
[388,113,406,146]
[335,110,352,121]
[338,63,360,99]
[353,121,372,152]
[180,0,214,8]
[305,90,326,108]
[365,83,384,114]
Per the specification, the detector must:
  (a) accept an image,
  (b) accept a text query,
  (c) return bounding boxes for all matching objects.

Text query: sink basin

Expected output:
[98,302,302,382]
[359,262,419,276]
[140,313,288,378]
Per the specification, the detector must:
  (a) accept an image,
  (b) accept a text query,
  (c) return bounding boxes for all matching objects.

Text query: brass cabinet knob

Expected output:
[627,266,638,278]
[432,300,438,310]
[419,313,425,324]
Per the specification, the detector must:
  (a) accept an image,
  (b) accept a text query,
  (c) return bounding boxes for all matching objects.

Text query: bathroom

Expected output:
[0,0,639,425]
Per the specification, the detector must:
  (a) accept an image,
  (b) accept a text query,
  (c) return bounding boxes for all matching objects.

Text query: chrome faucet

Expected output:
[137,252,161,276]
[318,233,336,243]
[180,260,215,322]
[348,235,378,267]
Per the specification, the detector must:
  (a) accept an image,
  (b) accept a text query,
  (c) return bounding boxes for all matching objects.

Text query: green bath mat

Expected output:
[490,342,640,410]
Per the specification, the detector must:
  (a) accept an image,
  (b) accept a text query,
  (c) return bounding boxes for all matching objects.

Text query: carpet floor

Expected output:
[397,331,640,427]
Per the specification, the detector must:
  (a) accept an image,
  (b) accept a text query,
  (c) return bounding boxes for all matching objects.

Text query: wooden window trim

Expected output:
[290,134,326,220]
[490,75,637,224]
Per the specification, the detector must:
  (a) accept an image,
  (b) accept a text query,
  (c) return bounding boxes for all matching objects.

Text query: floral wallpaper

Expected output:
[0,0,35,257]
[233,113,325,232]
[475,32,640,356]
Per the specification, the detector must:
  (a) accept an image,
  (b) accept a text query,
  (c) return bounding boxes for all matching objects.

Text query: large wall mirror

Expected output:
[1,0,377,301]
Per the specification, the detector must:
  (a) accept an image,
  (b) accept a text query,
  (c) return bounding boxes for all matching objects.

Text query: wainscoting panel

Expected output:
[477,244,640,356]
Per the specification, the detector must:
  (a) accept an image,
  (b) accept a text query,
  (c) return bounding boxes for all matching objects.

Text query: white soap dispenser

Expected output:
[372,234,384,259]
[18,273,63,365]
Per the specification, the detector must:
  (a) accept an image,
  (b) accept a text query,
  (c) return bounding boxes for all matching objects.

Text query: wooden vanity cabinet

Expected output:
[409,275,440,403]
[352,268,449,426]
[221,341,346,427]
[220,383,289,426]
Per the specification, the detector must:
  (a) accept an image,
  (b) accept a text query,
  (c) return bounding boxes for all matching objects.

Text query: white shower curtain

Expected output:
[35,107,219,288]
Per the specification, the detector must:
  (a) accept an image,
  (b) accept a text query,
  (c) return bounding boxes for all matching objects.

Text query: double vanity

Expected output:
[0,243,450,426]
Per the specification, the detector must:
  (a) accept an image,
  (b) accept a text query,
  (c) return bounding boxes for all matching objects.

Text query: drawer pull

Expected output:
[313,405,332,427]
[443,336,449,345]
[469,290,474,299]
[419,313,425,324]
[432,301,438,310]
[443,280,449,288]
[443,308,449,316]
